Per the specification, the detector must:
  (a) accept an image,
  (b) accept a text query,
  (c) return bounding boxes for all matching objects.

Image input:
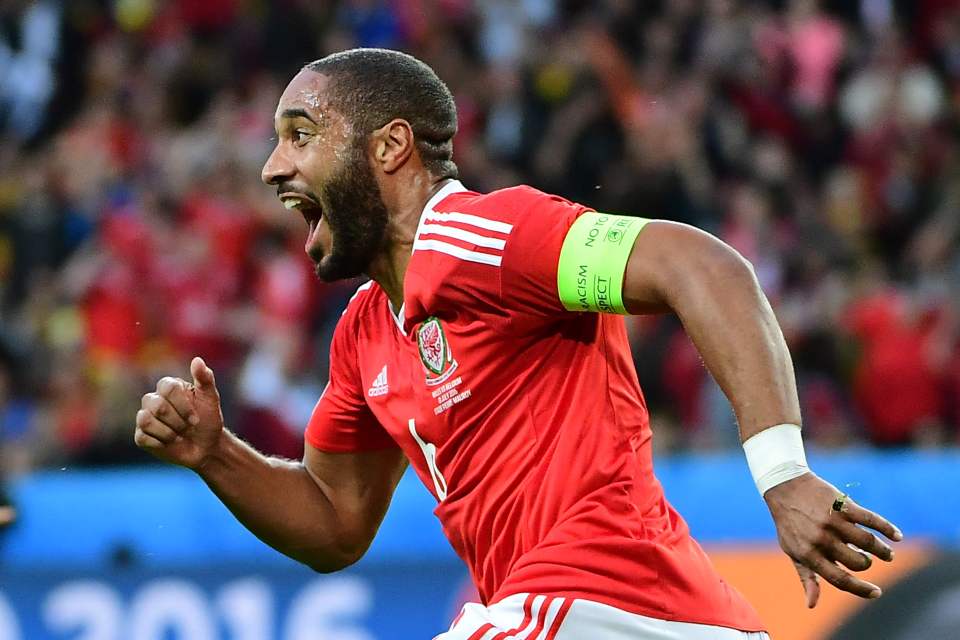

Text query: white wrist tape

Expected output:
[742,423,810,496]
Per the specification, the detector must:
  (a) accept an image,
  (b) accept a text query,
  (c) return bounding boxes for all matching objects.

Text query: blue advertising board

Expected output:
[1,450,958,639]
[0,563,470,640]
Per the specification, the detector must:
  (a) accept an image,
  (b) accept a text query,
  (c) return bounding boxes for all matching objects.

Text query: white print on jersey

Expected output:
[367,365,389,397]
[416,318,473,414]
[408,419,448,501]
[413,210,514,267]
[431,376,472,416]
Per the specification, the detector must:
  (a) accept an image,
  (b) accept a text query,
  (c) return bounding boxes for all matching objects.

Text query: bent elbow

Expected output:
[300,535,371,574]
[307,557,354,574]
[304,549,363,574]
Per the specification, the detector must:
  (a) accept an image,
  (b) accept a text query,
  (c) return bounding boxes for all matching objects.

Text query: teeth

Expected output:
[282,198,300,209]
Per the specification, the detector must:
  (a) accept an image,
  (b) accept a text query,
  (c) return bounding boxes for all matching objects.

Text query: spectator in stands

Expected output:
[0,0,62,142]
[0,0,958,468]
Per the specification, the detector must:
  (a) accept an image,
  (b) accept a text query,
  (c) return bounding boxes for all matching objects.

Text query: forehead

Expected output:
[275,69,335,122]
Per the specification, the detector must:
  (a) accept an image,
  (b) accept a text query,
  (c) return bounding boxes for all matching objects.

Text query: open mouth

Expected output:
[280,194,323,230]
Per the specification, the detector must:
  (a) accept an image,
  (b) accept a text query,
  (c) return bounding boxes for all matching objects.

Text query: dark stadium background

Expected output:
[0,1,958,638]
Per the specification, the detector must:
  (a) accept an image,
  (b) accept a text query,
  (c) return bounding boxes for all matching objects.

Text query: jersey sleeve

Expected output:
[304,316,398,453]
[498,191,588,321]
[499,190,650,325]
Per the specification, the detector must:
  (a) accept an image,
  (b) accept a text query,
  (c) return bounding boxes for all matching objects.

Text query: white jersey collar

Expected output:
[393,179,468,332]
[414,179,468,243]
[423,179,468,216]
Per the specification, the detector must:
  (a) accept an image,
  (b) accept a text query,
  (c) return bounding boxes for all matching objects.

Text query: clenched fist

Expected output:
[135,357,225,470]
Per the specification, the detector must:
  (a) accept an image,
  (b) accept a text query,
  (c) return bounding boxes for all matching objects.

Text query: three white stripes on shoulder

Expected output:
[414,211,514,267]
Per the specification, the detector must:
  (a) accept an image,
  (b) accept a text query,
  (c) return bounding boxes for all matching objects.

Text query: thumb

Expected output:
[795,561,820,609]
[190,356,217,394]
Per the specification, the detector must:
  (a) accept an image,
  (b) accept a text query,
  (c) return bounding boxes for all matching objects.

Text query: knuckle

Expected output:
[779,535,798,553]
[146,394,166,415]
[849,527,870,544]
[796,543,816,561]
[830,572,850,588]
[855,528,878,546]
[860,514,879,529]
[151,430,171,444]
[856,505,875,520]
[863,535,884,553]
[846,549,868,569]
[815,530,834,548]
[158,377,182,394]
[856,528,877,545]
[844,548,866,568]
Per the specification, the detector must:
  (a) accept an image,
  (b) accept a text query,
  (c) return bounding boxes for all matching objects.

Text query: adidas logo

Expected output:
[368,365,389,397]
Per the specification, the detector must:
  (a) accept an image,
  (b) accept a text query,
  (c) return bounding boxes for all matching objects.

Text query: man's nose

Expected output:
[262,145,293,185]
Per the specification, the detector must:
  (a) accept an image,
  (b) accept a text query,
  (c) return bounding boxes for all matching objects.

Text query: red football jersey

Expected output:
[306,181,764,632]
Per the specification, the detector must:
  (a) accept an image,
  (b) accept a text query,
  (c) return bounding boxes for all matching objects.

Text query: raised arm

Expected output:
[135,357,407,572]
[620,220,903,608]
[621,221,801,438]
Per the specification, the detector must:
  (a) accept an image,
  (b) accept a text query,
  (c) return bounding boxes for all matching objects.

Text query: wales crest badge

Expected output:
[417,316,458,385]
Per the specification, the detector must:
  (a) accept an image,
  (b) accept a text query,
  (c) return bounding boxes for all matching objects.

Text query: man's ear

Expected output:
[373,119,415,173]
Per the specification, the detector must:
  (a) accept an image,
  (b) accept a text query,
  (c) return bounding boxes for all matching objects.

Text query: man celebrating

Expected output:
[135,49,902,639]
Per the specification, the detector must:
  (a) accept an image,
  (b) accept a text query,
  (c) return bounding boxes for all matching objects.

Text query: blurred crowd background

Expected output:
[1,0,959,479]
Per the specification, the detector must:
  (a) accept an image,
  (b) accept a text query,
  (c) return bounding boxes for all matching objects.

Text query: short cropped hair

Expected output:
[306,48,459,178]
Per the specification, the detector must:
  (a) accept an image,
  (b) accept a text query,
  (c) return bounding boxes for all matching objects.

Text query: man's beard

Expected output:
[310,138,390,282]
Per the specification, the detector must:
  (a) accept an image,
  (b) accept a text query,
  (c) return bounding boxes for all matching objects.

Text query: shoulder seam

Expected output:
[341,280,377,317]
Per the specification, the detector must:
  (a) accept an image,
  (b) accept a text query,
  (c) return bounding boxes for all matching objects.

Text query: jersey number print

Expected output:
[408,419,448,501]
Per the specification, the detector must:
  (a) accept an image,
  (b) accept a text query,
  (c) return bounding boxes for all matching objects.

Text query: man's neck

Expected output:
[367,175,455,309]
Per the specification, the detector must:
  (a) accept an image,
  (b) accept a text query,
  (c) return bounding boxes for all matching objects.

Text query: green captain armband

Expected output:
[557,212,650,314]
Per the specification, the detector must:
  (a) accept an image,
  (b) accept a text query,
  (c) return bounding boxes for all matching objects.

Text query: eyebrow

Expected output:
[279,108,318,124]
